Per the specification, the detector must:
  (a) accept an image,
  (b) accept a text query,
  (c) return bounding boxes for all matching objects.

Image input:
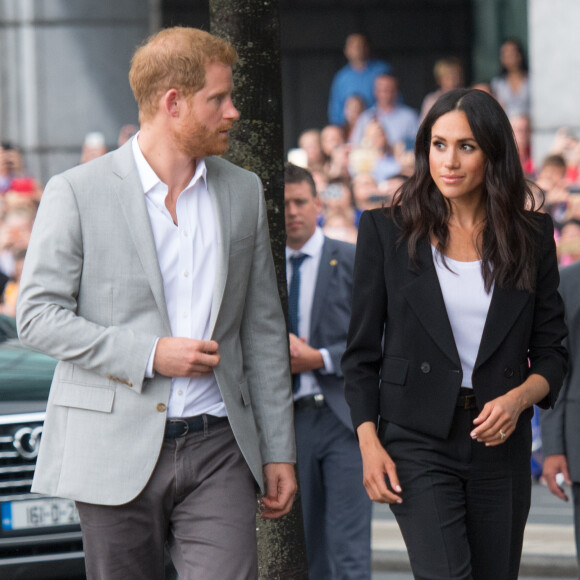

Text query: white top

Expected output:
[432,247,493,389]
[132,136,226,418]
[286,227,332,400]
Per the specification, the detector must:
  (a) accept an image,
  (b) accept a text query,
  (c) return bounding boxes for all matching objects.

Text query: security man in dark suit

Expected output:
[284,163,372,579]
[542,259,580,566]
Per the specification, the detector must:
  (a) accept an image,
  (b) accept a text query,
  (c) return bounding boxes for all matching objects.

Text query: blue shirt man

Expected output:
[328,33,391,125]
[350,74,419,150]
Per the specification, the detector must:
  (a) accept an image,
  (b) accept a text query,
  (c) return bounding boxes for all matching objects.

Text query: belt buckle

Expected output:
[169,418,189,437]
[314,394,325,407]
[464,394,475,410]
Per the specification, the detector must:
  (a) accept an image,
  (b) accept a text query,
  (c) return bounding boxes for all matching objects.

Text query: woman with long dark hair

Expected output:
[342,88,567,579]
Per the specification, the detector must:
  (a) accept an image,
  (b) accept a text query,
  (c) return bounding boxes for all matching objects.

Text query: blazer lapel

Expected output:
[205,158,231,336]
[474,284,530,369]
[399,234,531,373]
[402,239,461,366]
[310,238,334,333]
[112,144,171,334]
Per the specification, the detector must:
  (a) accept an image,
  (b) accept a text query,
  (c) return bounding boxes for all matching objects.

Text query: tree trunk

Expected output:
[209,2,309,579]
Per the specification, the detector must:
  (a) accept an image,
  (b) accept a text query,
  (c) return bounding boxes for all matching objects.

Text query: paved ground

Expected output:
[371,480,578,578]
[373,574,565,580]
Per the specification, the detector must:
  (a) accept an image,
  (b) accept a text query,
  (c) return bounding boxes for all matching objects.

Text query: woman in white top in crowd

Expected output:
[491,38,530,116]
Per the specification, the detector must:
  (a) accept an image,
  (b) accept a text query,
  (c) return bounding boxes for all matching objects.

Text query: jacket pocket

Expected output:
[380,357,409,385]
[53,382,115,413]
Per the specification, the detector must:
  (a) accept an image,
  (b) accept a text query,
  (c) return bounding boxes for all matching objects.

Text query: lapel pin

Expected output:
[330,259,337,266]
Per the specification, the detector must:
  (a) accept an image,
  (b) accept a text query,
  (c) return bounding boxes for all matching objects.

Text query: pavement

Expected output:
[371,480,578,578]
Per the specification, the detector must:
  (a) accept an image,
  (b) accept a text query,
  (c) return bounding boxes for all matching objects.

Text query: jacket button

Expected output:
[420,362,431,374]
[156,403,167,413]
[503,367,514,378]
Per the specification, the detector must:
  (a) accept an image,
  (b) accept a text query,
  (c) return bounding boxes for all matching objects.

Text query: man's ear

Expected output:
[162,89,181,118]
[314,194,323,213]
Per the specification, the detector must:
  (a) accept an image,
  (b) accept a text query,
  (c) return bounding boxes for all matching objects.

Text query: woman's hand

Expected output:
[357,422,402,504]
[470,374,549,446]
[470,390,524,446]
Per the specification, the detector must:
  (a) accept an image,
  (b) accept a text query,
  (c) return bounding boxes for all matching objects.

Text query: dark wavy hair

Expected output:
[499,37,528,76]
[390,88,539,292]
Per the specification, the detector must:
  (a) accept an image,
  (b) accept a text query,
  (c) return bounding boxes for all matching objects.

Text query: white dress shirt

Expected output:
[286,227,332,400]
[132,136,226,418]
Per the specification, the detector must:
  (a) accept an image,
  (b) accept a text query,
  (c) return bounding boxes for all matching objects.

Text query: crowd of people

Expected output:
[0,125,138,317]
[0,143,42,317]
[290,34,580,271]
[1,35,578,314]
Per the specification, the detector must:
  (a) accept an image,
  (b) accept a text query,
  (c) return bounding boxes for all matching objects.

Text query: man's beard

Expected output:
[172,120,232,158]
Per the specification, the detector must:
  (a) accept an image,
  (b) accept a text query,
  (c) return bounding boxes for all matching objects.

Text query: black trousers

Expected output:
[295,404,372,580]
[380,404,532,580]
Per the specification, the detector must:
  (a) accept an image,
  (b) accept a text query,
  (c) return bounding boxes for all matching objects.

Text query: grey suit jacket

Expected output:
[309,236,356,431]
[17,141,295,504]
[542,260,580,481]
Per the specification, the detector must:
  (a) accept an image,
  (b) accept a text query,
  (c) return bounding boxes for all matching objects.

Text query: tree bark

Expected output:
[209,2,309,579]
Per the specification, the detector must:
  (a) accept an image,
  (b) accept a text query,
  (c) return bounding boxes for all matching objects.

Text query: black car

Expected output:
[0,315,85,579]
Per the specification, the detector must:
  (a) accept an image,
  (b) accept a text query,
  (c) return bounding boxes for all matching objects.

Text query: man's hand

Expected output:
[543,454,571,502]
[153,337,220,377]
[289,333,324,374]
[260,463,297,519]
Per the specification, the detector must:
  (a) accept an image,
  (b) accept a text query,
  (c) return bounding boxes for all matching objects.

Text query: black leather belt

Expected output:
[294,394,326,411]
[164,414,228,438]
[457,388,477,410]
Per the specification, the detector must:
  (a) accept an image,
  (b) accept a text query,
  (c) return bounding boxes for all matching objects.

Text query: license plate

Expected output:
[1,497,80,530]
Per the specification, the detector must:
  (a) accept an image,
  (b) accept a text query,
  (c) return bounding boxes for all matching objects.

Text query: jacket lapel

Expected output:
[402,239,461,366]
[400,235,530,372]
[474,284,530,369]
[112,143,171,334]
[310,238,334,333]
[205,158,231,337]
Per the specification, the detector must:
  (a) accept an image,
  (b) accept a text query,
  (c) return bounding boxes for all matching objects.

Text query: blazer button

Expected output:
[503,367,514,378]
[420,362,431,374]
[156,403,167,413]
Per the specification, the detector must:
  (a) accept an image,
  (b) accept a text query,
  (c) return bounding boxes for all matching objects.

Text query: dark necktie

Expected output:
[288,253,307,392]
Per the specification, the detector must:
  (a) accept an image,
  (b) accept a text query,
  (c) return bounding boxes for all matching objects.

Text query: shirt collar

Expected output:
[131,133,207,195]
[286,227,324,260]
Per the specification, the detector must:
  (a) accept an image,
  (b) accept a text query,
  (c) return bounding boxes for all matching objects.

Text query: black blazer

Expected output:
[342,209,568,440]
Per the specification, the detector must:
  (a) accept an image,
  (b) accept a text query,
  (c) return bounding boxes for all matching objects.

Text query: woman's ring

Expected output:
[499,430,506,440]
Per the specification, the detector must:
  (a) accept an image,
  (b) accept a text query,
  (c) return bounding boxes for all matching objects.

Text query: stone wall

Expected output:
[529,0,580,165]
[0,0,153,183]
